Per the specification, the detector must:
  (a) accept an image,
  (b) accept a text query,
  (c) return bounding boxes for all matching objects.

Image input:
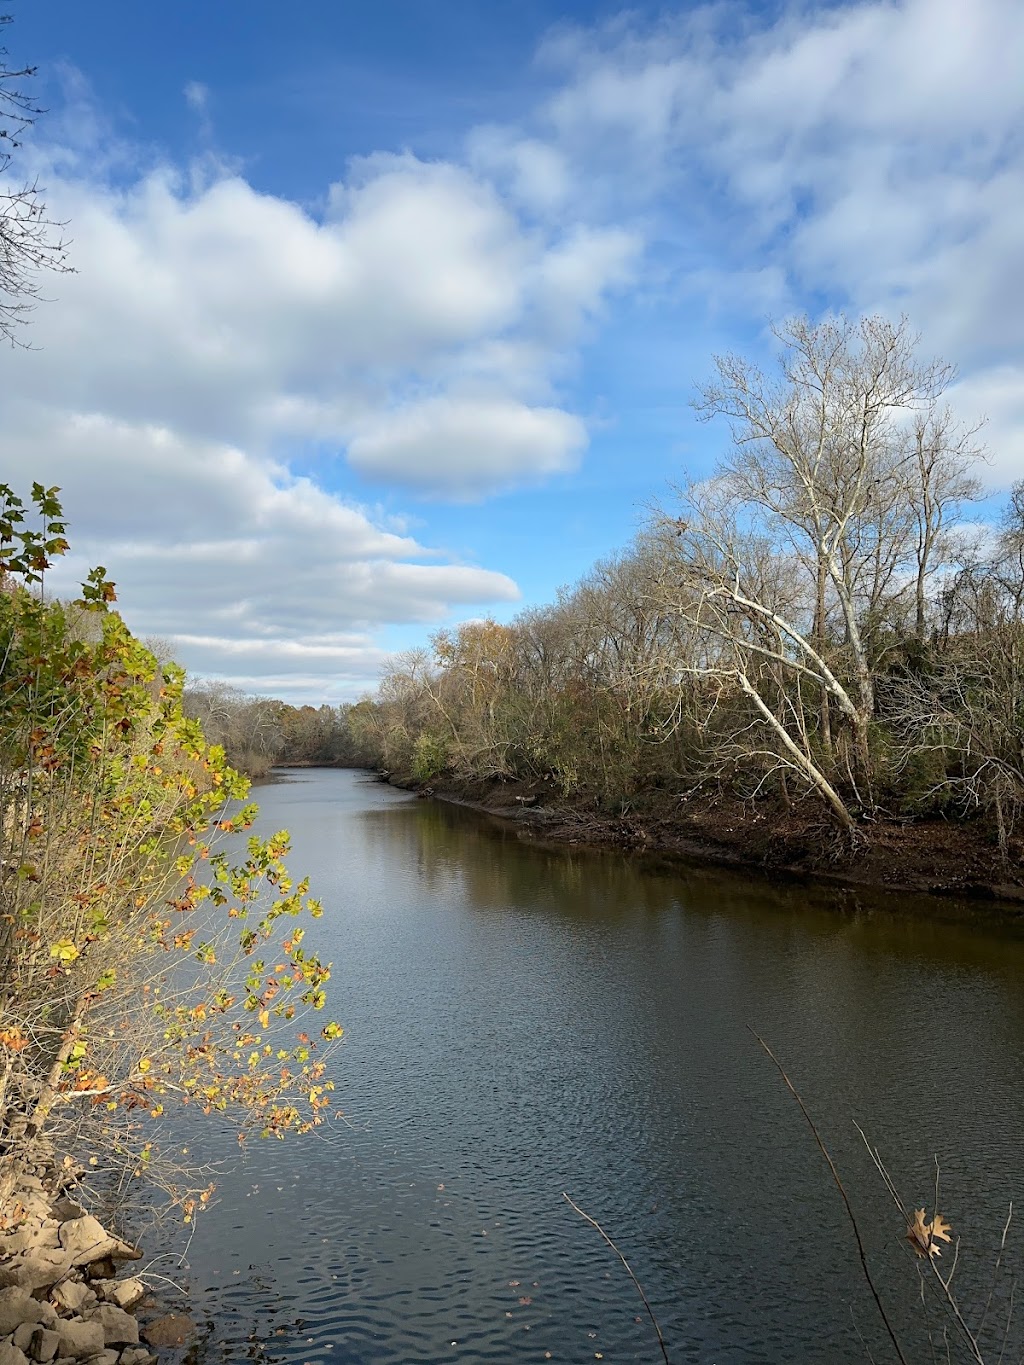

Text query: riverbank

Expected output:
[0,1162,193,1364]
[385,772,1024,907]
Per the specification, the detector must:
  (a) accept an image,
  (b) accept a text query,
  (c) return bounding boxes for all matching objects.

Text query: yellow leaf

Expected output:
[258,1009,270,1029]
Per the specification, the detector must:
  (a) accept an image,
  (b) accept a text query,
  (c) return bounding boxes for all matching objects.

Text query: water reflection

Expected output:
[171,771,1024,1365]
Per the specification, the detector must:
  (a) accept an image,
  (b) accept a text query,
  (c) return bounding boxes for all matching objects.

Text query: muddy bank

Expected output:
[387,772,1024,909]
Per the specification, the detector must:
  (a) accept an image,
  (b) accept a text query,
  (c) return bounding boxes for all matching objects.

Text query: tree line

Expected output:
[182,682,358,778]
[348,317,1024,860]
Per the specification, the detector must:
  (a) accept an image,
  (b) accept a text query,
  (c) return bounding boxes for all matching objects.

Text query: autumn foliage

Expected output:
[0,483,341,1216]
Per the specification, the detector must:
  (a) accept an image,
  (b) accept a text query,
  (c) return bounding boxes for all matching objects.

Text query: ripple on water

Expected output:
[154,770,1024,1365]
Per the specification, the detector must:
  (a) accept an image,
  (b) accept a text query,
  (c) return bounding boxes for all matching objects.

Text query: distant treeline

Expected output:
[344,317,1024,859]
[182,683,362,777]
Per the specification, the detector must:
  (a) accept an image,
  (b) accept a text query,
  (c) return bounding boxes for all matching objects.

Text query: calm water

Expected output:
[171,769,1024,1364]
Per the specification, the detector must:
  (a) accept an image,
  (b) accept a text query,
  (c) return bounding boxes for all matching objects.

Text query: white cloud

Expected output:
[11,407,519,701]
[0,106,642,699]
[348,395,587,495]
[949,367,1024,489]
[521,0,1024,489]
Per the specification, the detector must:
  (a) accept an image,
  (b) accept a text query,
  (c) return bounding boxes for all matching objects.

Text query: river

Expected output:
[172,768,1024,1364]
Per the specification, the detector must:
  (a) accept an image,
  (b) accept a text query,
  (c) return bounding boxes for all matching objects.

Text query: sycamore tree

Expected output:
[0,484,341,1218]
[0,17,72,344]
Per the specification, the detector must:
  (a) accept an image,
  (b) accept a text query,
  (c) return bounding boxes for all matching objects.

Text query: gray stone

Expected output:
[29,1328,60,1364]
[102,1283,142,1314]
[0,1287,46,1336]
[117,1352,156,1365]
[12,1323,34,1350]
[0,1339,29,1365]
[83,1307,137,1349]
[1,1253,74,1294]
[56,1221,110,1268]
[54,1320,104,1360]
[50,1284,91,1316]
[48,1201,85,1224]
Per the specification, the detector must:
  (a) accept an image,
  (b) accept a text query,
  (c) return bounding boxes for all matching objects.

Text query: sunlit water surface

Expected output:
[160,769,1024,1364]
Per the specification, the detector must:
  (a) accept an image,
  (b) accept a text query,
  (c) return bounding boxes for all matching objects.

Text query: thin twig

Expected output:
[997,1277,1014,1365]
[855,1125,986,1365]
[749,1029,909,1365]
[979,1204,1013,1339]
[562,1192,671,1365]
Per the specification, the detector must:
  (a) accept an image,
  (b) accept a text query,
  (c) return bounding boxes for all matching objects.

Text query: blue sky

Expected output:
[5,0,1023,701]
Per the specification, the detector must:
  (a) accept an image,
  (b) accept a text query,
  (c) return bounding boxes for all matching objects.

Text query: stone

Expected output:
[57,1222,137,1272]
[118,1352,157,1365]
[12,1323,35,1350]
[0,1287,47,1335]
[29,1328,60,1364]
[48,1201,85,1224]
[140,1313,193,1347]
[85,1352,118,1365]
[56,1222,107,1268]
[0,1340,29,1365]
[50,1284,91,1317]
[54,1319,104,1360]
[84,1306,137,1348]
[1,1252,74,1294]
[102,1283,142,1314]
[82,1263,113,1284]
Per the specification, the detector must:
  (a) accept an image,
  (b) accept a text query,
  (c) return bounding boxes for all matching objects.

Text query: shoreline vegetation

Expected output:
[209,320,1024,908]
[0,485,341,1363]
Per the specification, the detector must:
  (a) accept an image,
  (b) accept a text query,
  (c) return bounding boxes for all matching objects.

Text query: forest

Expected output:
[341,318,1024,870]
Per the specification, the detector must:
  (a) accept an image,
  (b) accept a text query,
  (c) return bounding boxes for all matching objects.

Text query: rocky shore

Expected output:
[0,1163,191,1365]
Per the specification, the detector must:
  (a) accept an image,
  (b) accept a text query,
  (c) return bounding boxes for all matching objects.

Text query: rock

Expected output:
[1,1251,74,1293]
[82,1262,114,1283]
[54,1319,104,1360]
[85,1352,119,1365]
[140,1312,193,1347]
[84,1306,138,1348]
[0,1339,29,1365]
[50,1283,91,1316]
[57,1223,125,1272]
[48,1200,85,1224]
[13,1322,35,1350]
[117,1353,156,1365]
[57,1221,136,1271]
[102,1282,143,1313]
[0,1287,47,1336]
[28,1327,60,1363]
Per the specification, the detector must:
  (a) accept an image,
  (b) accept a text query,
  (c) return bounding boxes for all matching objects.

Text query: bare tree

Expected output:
[0,15,71,344]
[657,315,984,825]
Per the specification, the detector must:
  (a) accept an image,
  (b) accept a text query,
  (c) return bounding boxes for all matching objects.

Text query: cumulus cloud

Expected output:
[0,105,641,698]
[13,406,519,702]
[348,395,587,495]
[525,0,1024,488]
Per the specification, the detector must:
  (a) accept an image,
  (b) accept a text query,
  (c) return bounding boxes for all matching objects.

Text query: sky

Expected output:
[3,0,1023,703]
